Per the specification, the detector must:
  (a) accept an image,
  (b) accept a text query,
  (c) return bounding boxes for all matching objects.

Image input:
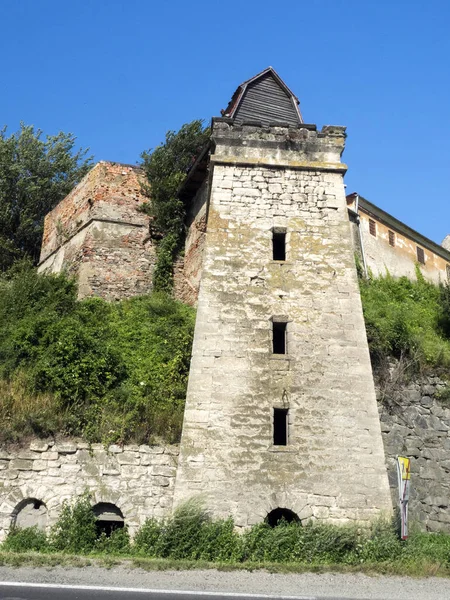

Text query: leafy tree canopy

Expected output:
[0,123,92,271]
[141,120,210,292]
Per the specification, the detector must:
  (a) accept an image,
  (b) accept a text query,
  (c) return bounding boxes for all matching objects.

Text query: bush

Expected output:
[133,518,163,557]
[2,526,49,552]
[241,520,361,564]
[133,502,241,562]
[359,273,450,369]
[94,527,131,554]
[50,493,97,554]
[0,267,195,443]
[156,500,210,559]
[195,518,242,562]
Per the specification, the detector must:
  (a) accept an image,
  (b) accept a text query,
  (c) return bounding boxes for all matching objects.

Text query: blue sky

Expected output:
[2,0,449,245]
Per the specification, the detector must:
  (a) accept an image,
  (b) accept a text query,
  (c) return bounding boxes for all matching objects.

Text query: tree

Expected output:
[0,123,92,271]
[141,120,210,293]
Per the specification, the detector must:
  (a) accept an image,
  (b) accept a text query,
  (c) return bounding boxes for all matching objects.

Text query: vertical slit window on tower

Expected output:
[447,265,450,281]
[417,246,425,264]
[272,321,287,354]
[272,229,286,261]
[273,408,288,446]
[369,219,376,237]
[388,230,395,247]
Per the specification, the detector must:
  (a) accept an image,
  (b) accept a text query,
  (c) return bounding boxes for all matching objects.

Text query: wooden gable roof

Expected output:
[223,67,303,127]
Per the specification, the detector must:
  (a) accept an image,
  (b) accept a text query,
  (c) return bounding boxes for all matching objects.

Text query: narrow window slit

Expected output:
[272,230,286,261]
[273,408,288,446]
[417,246,425,264]
[272,321,287,354]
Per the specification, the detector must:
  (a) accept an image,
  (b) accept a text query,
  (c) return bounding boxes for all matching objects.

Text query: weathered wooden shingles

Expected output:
[233,72,301,127]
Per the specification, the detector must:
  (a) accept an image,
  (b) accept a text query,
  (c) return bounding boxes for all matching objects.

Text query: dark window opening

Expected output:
[273,408,288,445]
[447,265,450,280]
[266,508,300,527]
[388,230,395,247]
[272,231,286,261]
[96,519,124,538]
[417,246,425,264]
[92,502,124,538]
[272,321,287,354]
[369,219,376,237]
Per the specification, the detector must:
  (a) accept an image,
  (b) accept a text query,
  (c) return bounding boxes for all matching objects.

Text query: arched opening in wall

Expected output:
[265,508,300,528]
[92,503,124,538]
[12,499,48,530]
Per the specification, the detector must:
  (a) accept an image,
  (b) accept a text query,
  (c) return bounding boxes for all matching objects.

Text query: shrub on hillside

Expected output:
[359,273,450,369]
[0,266,195,443]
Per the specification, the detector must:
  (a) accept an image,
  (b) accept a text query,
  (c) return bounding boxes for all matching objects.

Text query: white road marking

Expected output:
[0,582,316,599]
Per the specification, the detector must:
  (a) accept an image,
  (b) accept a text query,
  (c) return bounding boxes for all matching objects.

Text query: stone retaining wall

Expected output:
[0,441,178,541]
[377,367,450,532]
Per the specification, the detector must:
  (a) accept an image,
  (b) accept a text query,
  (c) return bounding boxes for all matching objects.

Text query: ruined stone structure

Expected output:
[3,67,450,539]
[0,442,178,540]
[38,161,155,300]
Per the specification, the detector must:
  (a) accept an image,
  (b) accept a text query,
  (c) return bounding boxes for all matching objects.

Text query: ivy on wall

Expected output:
[140,120,210,293]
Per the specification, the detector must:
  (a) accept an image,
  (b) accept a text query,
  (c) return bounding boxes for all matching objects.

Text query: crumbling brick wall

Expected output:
[38,161,156,301]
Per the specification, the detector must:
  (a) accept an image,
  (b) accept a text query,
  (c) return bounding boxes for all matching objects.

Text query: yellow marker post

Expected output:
[396,456,411,540]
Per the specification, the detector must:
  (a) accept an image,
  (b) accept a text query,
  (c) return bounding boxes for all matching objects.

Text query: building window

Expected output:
[273,408,288,445]
[417,246,425,265]
[388,230,395,247]
[369,219,376,237]
[446,265,450,281]
[272,321,287,354]
[272,228,286,261]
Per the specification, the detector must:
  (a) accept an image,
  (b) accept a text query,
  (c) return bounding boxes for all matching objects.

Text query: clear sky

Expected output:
[1,0,449,245]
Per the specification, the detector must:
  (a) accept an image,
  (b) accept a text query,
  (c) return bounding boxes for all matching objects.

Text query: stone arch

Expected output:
[92,502,125,537]
[11,498,48,531]
[265,507,300,527]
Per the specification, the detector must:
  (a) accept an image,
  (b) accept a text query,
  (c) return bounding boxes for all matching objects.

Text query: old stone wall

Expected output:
[38,162,156,301]
[174,120,393,527]
[0,441,178,541]
[173,180,209,306]
[377,366,450,532]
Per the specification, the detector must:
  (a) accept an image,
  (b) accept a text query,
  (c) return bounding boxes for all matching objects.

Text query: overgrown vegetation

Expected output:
[0,265,195,444]
[0,124,92,271]
[2,499,450,575]
[141,120,210,293]
[360,270,450,372]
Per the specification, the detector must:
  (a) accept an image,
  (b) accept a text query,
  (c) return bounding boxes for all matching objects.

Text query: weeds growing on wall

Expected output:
[141,120,210,293]
[359,271,450,371]
[0,265,195,444]
[3,500,450,574]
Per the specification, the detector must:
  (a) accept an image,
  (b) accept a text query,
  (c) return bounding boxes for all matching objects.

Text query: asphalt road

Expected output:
[1,567,450,600]
[0,584,321,600]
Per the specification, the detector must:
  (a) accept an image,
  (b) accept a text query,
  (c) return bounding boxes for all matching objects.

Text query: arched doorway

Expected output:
[92,502,124,537]
[12,498,48,530]
[266,507,300,527]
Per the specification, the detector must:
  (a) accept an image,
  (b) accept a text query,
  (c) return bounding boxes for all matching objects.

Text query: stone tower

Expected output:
[173,68,392,526]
